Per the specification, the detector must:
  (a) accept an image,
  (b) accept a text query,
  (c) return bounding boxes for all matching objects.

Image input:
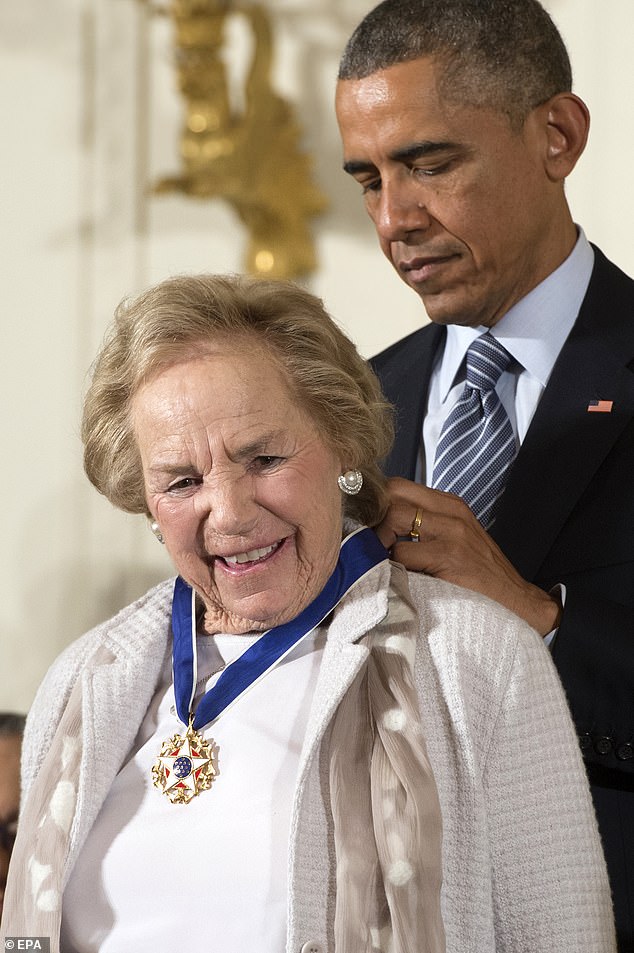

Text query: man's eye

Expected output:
[413,160,452,177]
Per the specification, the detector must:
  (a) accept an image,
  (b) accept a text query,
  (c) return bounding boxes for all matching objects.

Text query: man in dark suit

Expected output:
[336,0,634,948]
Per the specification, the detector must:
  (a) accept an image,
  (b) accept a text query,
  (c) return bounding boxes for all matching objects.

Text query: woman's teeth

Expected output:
[223,542,279,566]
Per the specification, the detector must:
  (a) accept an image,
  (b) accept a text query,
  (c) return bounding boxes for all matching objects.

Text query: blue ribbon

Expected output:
[171,526,389,730]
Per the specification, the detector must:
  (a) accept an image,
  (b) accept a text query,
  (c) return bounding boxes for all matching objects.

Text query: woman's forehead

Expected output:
[131,350,312,449]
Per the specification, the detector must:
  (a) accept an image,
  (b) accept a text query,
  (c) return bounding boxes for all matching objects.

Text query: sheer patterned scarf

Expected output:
[329,565,445,952]
[1,646,112,944]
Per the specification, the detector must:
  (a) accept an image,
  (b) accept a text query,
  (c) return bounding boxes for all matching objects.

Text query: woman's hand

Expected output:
[377,477,562,637]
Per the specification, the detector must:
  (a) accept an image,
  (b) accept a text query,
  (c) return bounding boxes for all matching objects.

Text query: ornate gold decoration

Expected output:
[152,0,328,278]
[152,721,218,803]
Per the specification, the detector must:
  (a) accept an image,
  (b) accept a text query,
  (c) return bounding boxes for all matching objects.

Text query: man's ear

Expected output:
[541,93,590,182]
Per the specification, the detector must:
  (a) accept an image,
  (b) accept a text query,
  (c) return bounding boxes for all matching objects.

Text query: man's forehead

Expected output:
[335,60,499,143]
[335,53,521,131]
[337,78,504,163]
[337,56,441,108]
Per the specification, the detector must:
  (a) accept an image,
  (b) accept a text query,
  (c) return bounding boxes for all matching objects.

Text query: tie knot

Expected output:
[465,334,512,392]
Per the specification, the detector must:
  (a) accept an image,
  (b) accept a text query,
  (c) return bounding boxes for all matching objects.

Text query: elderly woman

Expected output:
[3,275,614,952]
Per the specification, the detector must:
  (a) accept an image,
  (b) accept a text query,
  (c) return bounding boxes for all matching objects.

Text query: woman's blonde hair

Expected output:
[82,273,394,525]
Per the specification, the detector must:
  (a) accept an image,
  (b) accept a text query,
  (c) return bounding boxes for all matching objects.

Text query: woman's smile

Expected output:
[133,345,345,634]
[217,538,285,570]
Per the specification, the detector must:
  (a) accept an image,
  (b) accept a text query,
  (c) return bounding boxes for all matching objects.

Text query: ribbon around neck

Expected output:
[171,526,389,730]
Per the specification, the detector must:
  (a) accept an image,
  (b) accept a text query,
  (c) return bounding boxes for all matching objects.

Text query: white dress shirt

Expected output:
[417,229,594,643]
[420,229,595,484]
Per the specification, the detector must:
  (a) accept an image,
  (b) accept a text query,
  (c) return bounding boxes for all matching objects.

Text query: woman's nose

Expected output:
[199,472,258,540]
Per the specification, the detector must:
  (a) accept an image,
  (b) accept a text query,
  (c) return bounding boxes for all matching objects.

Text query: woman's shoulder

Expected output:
[405,568,541,650]
[46,577,175,677]
[403,567,550,702]
[402,567,565,776]
[22,578,175,795]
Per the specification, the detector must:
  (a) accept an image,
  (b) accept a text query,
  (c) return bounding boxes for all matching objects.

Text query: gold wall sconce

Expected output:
[151,0,328,279]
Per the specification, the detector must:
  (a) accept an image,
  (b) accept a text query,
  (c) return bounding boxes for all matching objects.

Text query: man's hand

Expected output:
[377,478,562,637]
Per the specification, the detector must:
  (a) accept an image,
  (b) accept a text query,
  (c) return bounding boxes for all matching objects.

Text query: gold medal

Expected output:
[152,718,217,804]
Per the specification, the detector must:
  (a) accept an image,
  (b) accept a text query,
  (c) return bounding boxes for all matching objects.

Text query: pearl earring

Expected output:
[150,520,165,544]
[337,469,363,495]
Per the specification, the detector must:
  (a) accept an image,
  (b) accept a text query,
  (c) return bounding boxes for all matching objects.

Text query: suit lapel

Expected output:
[491,251,634,579]
[375,323,445,479]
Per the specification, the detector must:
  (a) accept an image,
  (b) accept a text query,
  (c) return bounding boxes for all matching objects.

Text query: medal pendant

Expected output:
[152,720,217,804]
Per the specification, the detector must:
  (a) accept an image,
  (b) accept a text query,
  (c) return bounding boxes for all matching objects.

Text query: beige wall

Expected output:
[2,0,633,712]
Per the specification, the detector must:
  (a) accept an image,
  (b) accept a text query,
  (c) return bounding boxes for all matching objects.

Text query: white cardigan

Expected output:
[18,561,615,952]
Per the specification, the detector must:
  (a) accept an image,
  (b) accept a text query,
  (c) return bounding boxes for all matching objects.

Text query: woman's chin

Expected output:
[203,598,298,635]
[197,533,338,634]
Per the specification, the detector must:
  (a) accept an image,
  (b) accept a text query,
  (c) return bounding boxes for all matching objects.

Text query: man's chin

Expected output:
[408,286,491,328]
[409,289,465,327]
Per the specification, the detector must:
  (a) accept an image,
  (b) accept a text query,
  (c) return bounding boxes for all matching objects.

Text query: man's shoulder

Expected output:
[587,244,634,311]
[590,244,634,285]
[577,245,634,362]
[370,322,443,373]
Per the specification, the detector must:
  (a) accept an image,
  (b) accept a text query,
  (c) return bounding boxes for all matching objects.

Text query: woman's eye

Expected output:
[254,455,283,471]
[167,477,200,493]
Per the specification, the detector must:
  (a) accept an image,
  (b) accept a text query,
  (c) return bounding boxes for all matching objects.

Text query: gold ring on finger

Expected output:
[409,508,423,542]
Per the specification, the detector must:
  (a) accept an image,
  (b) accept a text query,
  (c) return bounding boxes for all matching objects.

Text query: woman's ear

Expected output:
[541,92,590,182]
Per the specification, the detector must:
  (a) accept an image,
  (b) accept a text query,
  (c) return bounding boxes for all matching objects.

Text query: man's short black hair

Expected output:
[338,0,573,128]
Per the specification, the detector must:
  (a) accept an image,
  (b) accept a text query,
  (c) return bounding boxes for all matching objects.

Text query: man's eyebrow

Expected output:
[343,158,377,176]
[343,140,461,175]
[391,140,461,162]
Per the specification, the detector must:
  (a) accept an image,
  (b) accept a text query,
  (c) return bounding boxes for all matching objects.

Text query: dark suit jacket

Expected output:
[371,246,634,949]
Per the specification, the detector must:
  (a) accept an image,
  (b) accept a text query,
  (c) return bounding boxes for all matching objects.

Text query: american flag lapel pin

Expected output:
[587,399,614,413]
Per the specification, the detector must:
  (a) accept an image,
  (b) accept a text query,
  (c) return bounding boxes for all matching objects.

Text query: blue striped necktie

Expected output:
[431,333,517,529]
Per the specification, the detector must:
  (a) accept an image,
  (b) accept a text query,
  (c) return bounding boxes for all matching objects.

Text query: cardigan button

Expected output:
[300,943,325,953]
[594,736,613,756]
[578,732,592,752]
[616,742,634,761]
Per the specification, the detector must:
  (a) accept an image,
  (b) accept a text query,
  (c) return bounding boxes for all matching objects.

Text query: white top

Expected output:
[60,628,326,953]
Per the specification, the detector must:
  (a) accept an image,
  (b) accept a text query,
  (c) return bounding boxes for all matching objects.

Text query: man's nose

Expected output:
[372,177,432,243]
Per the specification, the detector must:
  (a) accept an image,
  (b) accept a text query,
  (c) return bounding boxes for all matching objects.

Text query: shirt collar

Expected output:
[439,229,595,401]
